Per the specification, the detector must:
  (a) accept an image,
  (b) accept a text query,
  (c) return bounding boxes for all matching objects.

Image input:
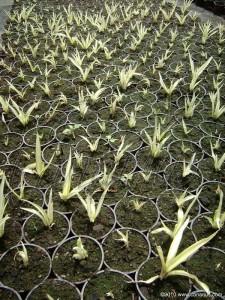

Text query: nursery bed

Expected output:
[0,0,225,299]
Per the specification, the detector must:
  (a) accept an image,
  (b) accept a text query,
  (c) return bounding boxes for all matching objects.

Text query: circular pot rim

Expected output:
[102,227,151,274]
[22,211,71,250]
[25,277,81,300]
[114,194,160,233]
[0,243,52,293]
[0,284,22,300]
[52,235,104,285]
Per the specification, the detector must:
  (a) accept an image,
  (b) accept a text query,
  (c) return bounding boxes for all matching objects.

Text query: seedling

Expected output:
[21,189,54,228]
[73,237,88,260]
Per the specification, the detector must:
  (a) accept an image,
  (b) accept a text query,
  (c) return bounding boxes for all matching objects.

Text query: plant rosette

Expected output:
[102,150,136,177]
[191,212,225,251]
[52,236,104,284]
[0,219,22,257]
[109,130,143,152]
[6,186,44,220]
[148,220,196,256]
[198,182,225,212]
[198,158,225,183]
[0,285,22,300]
[71,203,116,240]
[67,110,97,126]
[0,132,23,153]
[199,121,225,138]
[156,189,201,222]
[55,123,87,145]
[81,270,139,300]
[167,140,204,164]
[114,195,159,232]
[176,96,205,112]
[135,257,191,300]
[141,124,173,145]
[184,290,225,300]
[136,147,172,173]
[171,124,204,144]
[128,171,167,198]
[24,164,61,189]
[75,137,111,159]
[164,161,203,192]
[186,247,225,296]
[102,227,151,274]
[200,136,225,158]
[25,278,80,300]
[22,211,70,249]
[0,243,51,293]
[23,126,55,147]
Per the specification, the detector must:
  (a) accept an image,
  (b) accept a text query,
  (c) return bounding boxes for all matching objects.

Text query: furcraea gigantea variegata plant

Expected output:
[146,189,218,294]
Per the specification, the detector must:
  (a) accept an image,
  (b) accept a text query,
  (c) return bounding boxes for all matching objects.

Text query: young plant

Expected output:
[184,93,200,118]
[59,150,101,201]
[131,199,146,212]
[21,189,54,228]
[199,21,217,45]
[189,53,212,91]
[73,90,89,118]
[205,186,225,230]
[159,72,183,96]
[9,99,39,126]
[0,96,10,113]
[77,187,110,223]
[211,146,225,172]
[14,242,29,267]
[23,133,55,177]
[73,237,88,260]
[182,153,197,177]
[0,174,10,238]
[6,80,27,100]
[86,87,106,104]
[143,218,218,294]
[81,136,101,152]
[118,65,139,90]
[209,89,225,119]
[114,230,129,248]
[114,136,133,164]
